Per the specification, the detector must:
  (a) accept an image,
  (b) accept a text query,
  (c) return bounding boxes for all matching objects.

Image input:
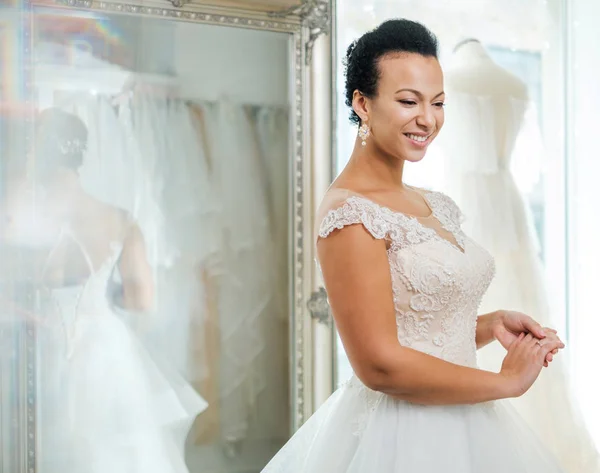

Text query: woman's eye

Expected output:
[434,102,446,108]
[399,100,417,106]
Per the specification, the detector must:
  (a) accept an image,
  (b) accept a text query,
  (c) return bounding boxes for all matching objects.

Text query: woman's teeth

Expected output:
[406,134,429,142]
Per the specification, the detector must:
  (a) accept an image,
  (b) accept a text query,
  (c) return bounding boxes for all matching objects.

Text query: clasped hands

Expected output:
[492,310,565,367]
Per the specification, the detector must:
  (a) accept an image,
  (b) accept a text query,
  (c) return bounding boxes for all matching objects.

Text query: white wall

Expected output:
[174,22,290,106]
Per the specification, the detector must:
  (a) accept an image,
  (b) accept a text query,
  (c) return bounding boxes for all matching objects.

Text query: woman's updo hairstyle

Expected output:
[344,19,439,125]
[35,108,88,175]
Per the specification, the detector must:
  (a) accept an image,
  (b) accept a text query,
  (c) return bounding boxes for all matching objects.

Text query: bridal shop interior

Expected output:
[1,0,599,472]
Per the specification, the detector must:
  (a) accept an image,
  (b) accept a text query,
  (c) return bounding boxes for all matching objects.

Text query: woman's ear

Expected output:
[352,90,369,123]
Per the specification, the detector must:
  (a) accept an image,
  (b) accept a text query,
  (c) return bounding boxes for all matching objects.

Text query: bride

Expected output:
[5,108,207,473]
[262,19,567,472]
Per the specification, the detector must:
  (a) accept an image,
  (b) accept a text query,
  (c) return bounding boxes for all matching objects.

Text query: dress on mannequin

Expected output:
[439,39,600,473]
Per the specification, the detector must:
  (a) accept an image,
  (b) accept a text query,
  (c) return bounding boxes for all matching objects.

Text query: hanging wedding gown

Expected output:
[262,186,564,472]
[37,226,207,473]
[199,99,275,445]
[249,105,291,443]
[255,106,290,327]
[179,102,290,471]
[438,91,600,472]
[124,91,220,388]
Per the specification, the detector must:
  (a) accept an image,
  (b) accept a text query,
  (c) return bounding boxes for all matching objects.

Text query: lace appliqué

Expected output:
[391,242,494,367]
[388,193,494,367]
[319,197,390,240]
[425,191,467,250]
[318,197,438,250]
[319,191,495,368]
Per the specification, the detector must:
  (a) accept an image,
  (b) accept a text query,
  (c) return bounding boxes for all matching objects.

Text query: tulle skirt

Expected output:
[261,376,564,472]
[38,310,207,473]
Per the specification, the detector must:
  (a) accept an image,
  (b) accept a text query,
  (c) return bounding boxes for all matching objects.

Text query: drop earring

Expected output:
[358,123,370,147]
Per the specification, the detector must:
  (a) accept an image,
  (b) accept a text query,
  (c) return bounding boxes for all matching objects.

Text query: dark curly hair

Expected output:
[344,19,439,125]
[35,108,88,174]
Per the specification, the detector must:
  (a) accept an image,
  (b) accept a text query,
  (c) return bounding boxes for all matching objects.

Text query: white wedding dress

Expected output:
[261,187,564,472]
[37,227,207,473]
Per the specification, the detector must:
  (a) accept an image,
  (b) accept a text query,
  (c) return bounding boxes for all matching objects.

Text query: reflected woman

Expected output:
[25,108,206,473]
[262,19,566,472]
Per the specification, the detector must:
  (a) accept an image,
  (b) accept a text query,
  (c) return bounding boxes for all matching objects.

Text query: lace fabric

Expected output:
[260,187,566,473]
[317,187,495,370]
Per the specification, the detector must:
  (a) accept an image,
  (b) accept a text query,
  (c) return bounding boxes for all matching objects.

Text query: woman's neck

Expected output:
[43,181,91,223]
[343,136,407,191]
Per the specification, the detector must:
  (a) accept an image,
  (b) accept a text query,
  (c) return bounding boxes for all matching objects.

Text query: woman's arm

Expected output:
[317,224,559,406]
[476,311,501,349]
[118,223,154,312]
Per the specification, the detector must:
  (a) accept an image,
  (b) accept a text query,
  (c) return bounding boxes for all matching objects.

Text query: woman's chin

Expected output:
[402,149,427,163]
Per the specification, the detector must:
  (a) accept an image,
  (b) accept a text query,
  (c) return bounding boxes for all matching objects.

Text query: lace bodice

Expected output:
[317,188,496,368]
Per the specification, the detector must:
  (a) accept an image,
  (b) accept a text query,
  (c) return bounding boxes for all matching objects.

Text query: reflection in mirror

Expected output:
[3,8,292,473]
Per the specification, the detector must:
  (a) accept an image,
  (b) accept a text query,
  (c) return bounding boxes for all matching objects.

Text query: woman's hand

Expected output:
[499,332,564,397]
[492,310,565,366]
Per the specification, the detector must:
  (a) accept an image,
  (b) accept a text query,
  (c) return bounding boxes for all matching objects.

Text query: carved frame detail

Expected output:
[269,0,330,65]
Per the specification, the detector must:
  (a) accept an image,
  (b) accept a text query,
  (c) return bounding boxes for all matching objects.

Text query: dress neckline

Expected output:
[328,188,466,255]
[331,186,435,220]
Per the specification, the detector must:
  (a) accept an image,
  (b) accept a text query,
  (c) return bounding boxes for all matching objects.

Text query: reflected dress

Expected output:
[38,228,207,473]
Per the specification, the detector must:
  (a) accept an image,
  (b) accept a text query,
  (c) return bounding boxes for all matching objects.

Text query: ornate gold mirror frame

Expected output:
[14,0,335,471]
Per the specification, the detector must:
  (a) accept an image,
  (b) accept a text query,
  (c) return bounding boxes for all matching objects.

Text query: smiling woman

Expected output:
[260,18,567,473]
[344,20,444,164]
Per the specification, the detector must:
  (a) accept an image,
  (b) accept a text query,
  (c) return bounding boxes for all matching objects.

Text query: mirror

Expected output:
[1,5,304,472]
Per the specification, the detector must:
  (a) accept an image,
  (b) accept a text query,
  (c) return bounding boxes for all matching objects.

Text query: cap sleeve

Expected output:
[315,189,392,244]
[426,190,466,226]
